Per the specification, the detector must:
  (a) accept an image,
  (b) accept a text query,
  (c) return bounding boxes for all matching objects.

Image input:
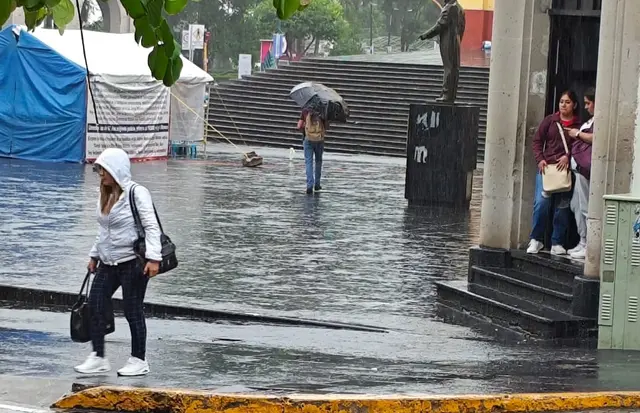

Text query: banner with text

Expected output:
[86,80,170,161]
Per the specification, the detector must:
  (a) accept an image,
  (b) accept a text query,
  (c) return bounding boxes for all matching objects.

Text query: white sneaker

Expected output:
[74,352,111,374]
[567,246,580,255]
[527,239,544,254]
[117,357,150,376]
[567,241,585,255]
[570,246,586,259]
[550,245,567,255]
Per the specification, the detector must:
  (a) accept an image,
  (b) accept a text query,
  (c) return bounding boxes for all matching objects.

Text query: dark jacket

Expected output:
[572,118,594,179]
[533,112,581,164]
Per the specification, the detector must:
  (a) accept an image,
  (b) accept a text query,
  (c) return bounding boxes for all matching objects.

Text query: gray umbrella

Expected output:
[289,82,346,109]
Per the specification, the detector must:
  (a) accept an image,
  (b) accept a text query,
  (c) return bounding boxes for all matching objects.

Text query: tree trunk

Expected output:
[314,38,320,55]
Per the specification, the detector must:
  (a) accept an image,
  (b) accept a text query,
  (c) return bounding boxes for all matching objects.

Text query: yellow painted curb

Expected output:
[52,386,640,413]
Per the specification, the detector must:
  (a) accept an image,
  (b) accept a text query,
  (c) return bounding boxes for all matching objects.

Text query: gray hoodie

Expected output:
[89,148,162,264]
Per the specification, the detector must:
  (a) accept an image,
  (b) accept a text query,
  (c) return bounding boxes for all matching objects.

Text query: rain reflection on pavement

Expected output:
[0,145,480,329]
[2,145,638,396]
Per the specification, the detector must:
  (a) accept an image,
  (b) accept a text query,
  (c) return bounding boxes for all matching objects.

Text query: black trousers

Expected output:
[89,258,149,359]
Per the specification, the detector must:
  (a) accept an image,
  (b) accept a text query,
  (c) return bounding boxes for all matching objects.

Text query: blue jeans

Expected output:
[530,172,571,246]
[303,139,324,189]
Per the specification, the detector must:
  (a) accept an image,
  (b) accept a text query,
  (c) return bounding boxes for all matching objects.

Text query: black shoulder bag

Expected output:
[129,184,178,274]
[70,270,115,343]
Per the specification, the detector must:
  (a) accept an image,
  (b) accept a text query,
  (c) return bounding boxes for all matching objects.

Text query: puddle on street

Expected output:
[1,146,632,395]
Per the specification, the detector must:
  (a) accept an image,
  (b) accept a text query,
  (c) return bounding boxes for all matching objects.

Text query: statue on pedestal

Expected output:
[419,0,466,103]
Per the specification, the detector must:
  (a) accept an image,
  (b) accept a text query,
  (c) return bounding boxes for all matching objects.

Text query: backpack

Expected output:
[305,112,325,141]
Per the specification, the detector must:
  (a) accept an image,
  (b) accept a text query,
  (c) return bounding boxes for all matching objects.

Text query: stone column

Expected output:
[478,0,549,249]
[584,0,640,279]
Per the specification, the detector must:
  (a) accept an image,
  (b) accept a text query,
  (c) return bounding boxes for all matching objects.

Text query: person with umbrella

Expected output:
[290,82,349,194]
[297,103,328,194]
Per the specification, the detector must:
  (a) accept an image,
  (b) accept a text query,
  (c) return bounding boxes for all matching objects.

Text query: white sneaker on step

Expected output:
[117,357,150,376]
[550,245,567,255]
[74,352,111,374]
[567,242,586,255]
[567,246,580,255]
[527,239,544,254]
[570,246,586,259]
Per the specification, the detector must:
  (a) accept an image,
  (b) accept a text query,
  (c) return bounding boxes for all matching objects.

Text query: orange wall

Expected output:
[456,0,493,51]
[461,9,493,50]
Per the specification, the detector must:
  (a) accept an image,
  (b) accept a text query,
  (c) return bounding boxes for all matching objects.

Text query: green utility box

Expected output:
[598,194,640,350]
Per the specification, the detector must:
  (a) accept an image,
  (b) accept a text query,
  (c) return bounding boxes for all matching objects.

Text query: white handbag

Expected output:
[541,123,572,194]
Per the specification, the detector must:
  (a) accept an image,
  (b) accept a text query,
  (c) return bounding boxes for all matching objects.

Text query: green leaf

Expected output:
[163,0,187,15]
[24,7,47,29]
[276,0,300,19]
[162,62,173,87]
[120,0,145,19]
[134,16,157,47]
[24,0,44,11]
[158,19,175,55]
[163,54,182,86]
[169,38,181,59]
[45,0,60,8]
[51,0,74,31]
[148,47,168,80]
[143,0,163,28]
[0,0,17,27]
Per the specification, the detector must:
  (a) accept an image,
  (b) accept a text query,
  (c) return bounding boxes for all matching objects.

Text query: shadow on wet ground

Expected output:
[2,145,640,399]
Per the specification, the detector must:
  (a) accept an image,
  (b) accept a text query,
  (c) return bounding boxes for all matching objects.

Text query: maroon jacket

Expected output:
[572,119,594,179]
[533,112,581,164]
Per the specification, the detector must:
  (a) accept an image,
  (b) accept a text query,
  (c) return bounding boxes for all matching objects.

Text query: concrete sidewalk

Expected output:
[4,308,640,398]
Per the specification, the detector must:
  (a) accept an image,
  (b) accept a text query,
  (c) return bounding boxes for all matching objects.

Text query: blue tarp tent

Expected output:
[0,26,87,163]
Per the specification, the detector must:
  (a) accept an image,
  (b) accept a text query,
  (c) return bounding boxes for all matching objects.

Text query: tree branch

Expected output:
[303,36,316,54]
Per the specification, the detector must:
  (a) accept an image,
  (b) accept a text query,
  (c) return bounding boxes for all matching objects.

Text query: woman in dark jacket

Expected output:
[566,87,595,259]
[527,90,582,255]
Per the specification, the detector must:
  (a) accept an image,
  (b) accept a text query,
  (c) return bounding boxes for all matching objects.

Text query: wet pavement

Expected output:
[0,144,481,327]
[2,145,640,407]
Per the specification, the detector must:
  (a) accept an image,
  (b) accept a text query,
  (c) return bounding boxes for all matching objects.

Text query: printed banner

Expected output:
[260,39,276,71]
[86,80,170,161]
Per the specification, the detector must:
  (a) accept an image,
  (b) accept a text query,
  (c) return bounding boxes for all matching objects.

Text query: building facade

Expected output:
[479,0,639,284]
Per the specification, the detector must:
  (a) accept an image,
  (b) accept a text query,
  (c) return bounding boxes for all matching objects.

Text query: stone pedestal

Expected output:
[404,103,479,207]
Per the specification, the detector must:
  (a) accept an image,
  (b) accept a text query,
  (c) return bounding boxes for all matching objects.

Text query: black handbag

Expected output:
[70,270,115,343]
[129,184,178,274]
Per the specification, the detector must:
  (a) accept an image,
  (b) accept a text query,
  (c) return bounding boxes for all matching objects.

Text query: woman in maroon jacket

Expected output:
[527,90,582,255]
[565,87,595,259]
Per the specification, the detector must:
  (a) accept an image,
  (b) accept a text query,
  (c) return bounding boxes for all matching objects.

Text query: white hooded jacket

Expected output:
[89,148,163,264]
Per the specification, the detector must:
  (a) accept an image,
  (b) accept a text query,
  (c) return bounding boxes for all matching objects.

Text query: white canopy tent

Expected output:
[30,28,213,161]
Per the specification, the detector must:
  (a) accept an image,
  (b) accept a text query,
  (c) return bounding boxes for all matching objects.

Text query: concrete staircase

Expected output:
[436,248,599,346]
[207,57,490,161]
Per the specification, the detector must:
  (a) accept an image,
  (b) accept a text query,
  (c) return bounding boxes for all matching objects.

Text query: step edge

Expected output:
[471,265,573,300]
[435,280,559,324]
[466,282,593,322]
[510,250,583,275]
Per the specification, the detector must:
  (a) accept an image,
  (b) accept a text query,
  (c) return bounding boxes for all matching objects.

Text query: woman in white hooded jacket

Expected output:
[74,148,162,377]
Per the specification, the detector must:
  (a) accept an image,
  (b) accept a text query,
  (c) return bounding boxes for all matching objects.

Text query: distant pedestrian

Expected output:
[297,107,328,194]
[75,148,161,377]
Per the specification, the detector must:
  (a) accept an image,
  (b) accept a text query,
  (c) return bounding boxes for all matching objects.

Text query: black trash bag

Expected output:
[70,271,115,343]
